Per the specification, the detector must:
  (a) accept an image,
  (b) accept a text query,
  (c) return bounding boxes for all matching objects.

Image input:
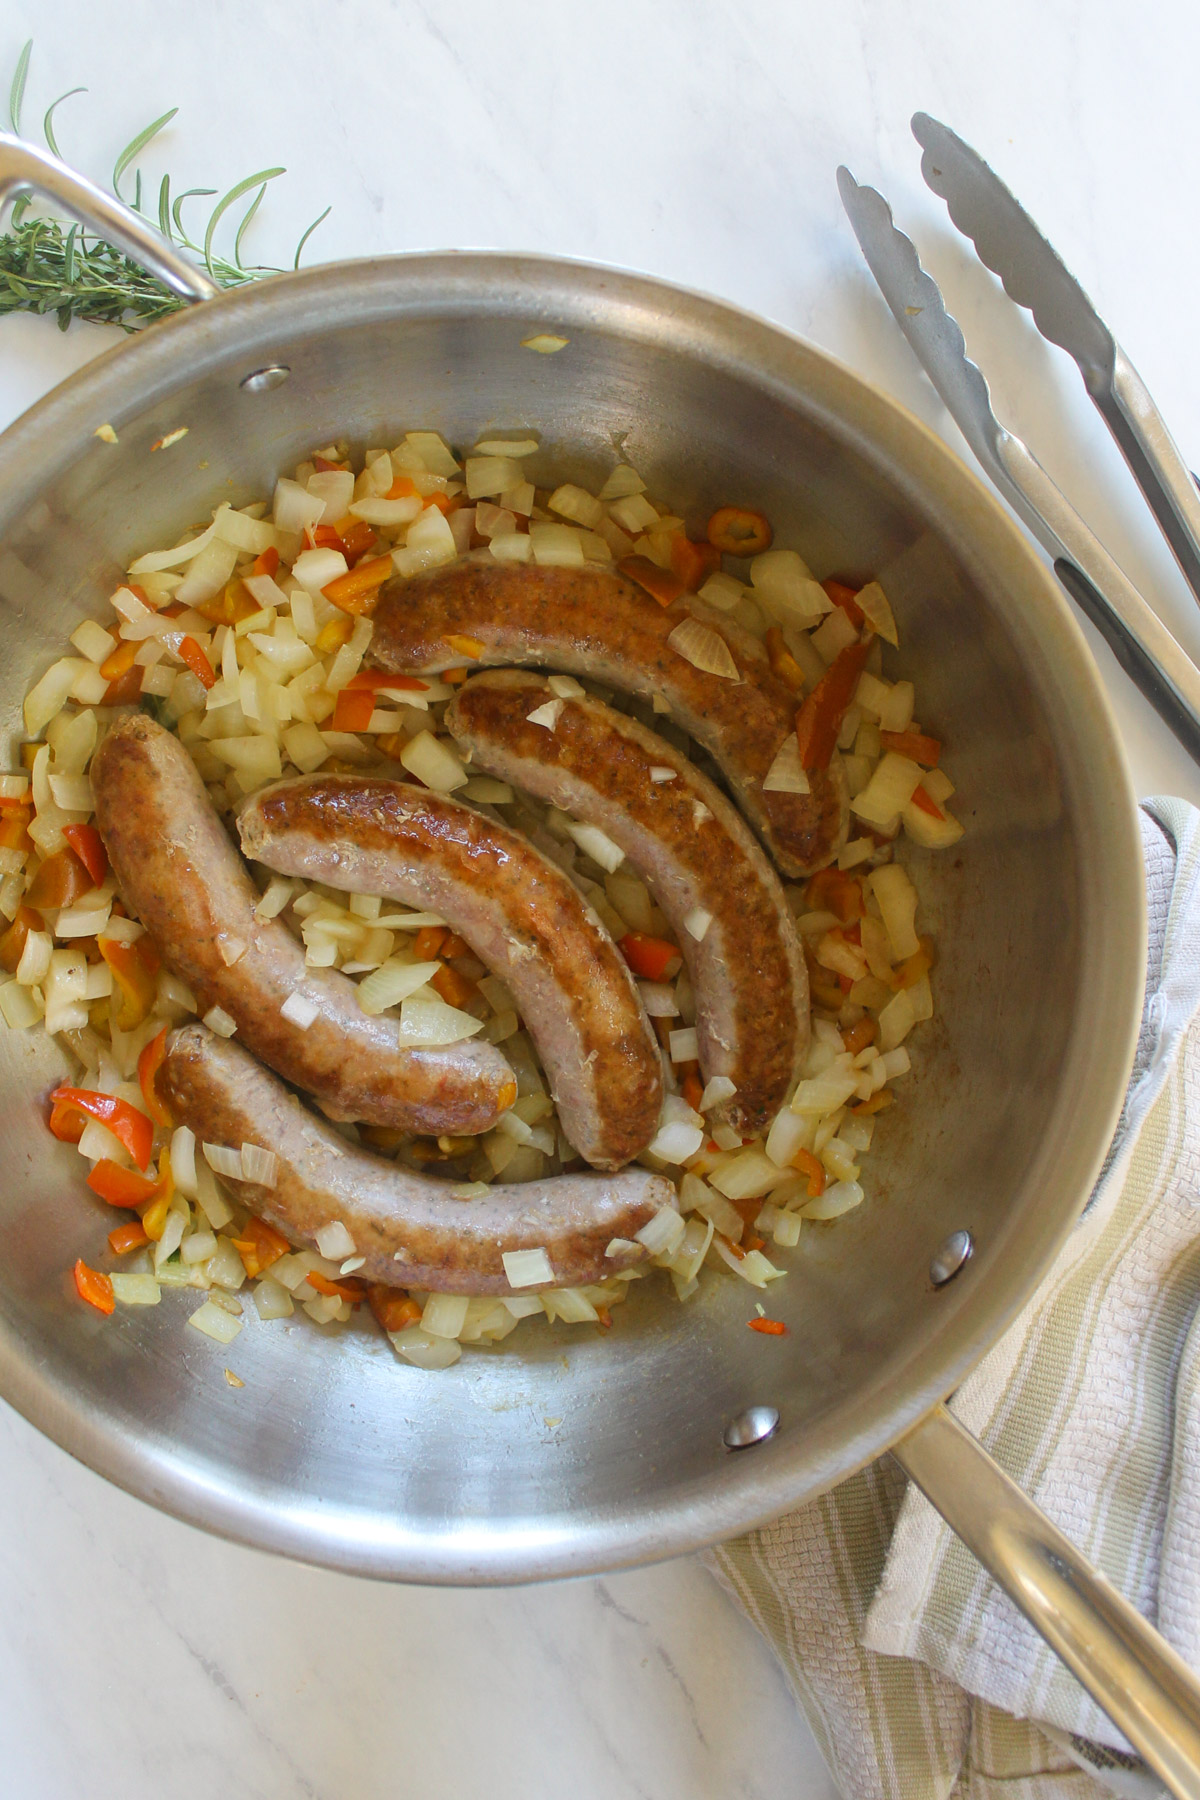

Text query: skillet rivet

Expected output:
[723,1405,779,1450]
[239,364,291,394]
[930,1229,973,1287]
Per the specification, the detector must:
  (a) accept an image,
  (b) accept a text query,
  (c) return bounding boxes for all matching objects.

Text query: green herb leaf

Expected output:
[112,107,178,202]
[203,167,284,276]
[42,87,86,160]
[8,39,31,135]
[294,206,331,271]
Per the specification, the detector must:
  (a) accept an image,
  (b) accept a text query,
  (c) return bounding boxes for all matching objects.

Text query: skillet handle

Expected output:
[892,1403,1200,1799]
[0,132,220,305]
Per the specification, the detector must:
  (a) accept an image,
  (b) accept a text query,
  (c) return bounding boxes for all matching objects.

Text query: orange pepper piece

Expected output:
[314,616,354,654]
[748,1316,787,1335]
[49,1087,155,1168]
[909,784,946,819]
[764,626,806,695]
[367,1284,422,1332]
[668,534,720,593]
[822,578,866,629]
[73,1258,114,1314]
[137,1026,173,1126]
[851,1088,894,1117]
[178,636,216,690]
[794,636,875,773]
[806,866,865,924]
[0,805,32,853]
[108,1220,150,1255]
[386,476,419,500]
[343,669,429,693]
[87,1159,163,1208]
[413,925,447,960]
[331,687,376,733]
[103,663,143,706]
[879,728,942,768]
[841,1016,878,1056]
[230,1215,290,1279]
[99,639,137,681]
[99,935,160,1030]
[681,1067,704,1112]
[430,963,477,1009]
[62,822,109,887]
[706,505,773,556]
[0,904,43,974]
[617,554,686,608]
[26,846,95,910]
[322,555,394,615]
[194,578,260,627]
[618,932,681,981]
[252,545,280,578]
[791,1146,826,1197]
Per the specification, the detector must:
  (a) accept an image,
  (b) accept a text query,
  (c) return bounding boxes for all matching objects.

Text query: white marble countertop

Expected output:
[3,3,1198,1795]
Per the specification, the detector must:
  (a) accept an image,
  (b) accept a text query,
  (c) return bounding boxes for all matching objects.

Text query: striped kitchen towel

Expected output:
[708,797,1200,1800]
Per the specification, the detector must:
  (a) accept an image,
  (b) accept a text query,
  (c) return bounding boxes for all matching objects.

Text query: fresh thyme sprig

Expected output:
[0,40,330,332]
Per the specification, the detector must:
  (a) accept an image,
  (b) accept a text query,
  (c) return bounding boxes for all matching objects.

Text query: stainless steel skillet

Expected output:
[0,138,1192,1789]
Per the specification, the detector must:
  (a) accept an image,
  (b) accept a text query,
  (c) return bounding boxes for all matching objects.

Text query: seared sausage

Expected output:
[368,560,849,876]
[237,775,663,1170]
[90,716,516,1135]
[162,1025,675,1294]
[447,671,810,1133]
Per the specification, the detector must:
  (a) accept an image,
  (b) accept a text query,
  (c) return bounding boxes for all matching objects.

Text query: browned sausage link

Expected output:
[237,775,663,1170]
[90,716,516,1135]
[369,560,849,876]
[447,671,810,1134]
[162,1026,676,1294]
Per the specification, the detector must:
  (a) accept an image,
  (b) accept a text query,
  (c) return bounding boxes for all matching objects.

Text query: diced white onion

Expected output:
[868,864,921,960]
[397,995,484,1045]
[171,1125,197,1195]
[128,520,218,574]
[547,674,585,699]
[203,1006,238,1038]
[855,581,899,646]
[710,1146,787,1201]
[648,766,676,783]
[111,1273,161,1306]
[188,1299,243,1343]
[699,1074,737,1112]
[240,1144,277,1187]
[666,618,740,680]
[636,1207,686,1257]
[637,981,678,1018]
[280,991,320,1028]
[273,478,324,534]
[316,1221,356,1260]
[762,735,811,795]
[526,699,563,730]
[254,1277,294,1320]
[217,936,246,967]
[683,908,712,942]
[203,1142,244,1179]
[421,1293,469,1339]
[389,1326,462,1368]
[648,1119,704,1164]
[564,819,624,873]
[399,730,467,793]
[356,958,441,1015]
[605,1237,639,1257]
[697,571,746,611]
[529,522,585,567]
[548,484,603,528]
[392,505,458,577]
[306,469,355,523]
[488,532,532,564]
[668,1026,699,1063]
[403,431,460,476]
[473,436,539,458]
[292,547,348,593]
[502,1247,554,1288]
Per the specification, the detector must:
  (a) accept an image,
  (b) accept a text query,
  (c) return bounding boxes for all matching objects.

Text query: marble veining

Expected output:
[2,2,1199,1794]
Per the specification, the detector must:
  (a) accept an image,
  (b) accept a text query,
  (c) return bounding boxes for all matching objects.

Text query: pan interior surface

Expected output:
[0,256,1143,1581]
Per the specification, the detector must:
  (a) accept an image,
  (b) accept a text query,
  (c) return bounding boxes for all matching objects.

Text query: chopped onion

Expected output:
[851,752,923,829]
[749,550,829,626]
[635,1206,685,1257]
[399,730,467,793]
[292,546,348,593]
[203,1142,243,1179]
[855,581,899,647]
[697,571,746,611]
[529,522,585,567]
[421,1293,469,1339]
[315,1221,356,1260]
[637,981,678,1018]
[565,819,624,873]
[202,1005,238,1038]
[683,908,712,942]
[474,436,538,457]
[668,1026,699,1063]
[128,519,218,575]
[273,478,324,534]
[699,1074,736,1112]
[217,936,247,967]
[398,995,484,1045]
[255,877,295,920]
[710,1146,788,1201]
[393,504,458,578]
[762,735,811,795]
[171,1125,198,1195]
[240,1143,278,1187]
[356,959,441,1015]
[648,766,676,783]
[502,1246,554,1288]
[548,484,603,528]
[403,431,460,476]
[180,1229,217,1265]
[692,802,712,828]
[648,1118,704,1164]
[489,530,533,564]
[253,1277,294,1320]
[280,991,320,1029]
[188,1299,243,1344]
[306,469,355,523]
[547,674,585,699]
[801,1179,865,1221]
[389,1325,462,1369]
[666,619,739,681]
[71,619,116,663]
[520,334,569,354]
[598,464,646,501]
[111,1273,161,1306]
[526,699,563,730]
[902,795,964,850]
[605,1237,639,1257]
[868,863,920,960]
[0,980,42,1029]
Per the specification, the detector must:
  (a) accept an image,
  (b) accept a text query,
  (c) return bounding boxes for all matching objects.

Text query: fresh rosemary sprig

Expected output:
[1,41,329,332]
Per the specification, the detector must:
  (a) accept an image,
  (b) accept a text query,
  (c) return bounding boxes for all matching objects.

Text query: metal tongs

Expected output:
[839,114,1200,763]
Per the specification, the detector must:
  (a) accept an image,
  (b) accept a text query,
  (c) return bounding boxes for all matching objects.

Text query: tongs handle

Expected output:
[0,133,219,305]
[1094,350,1200,614]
